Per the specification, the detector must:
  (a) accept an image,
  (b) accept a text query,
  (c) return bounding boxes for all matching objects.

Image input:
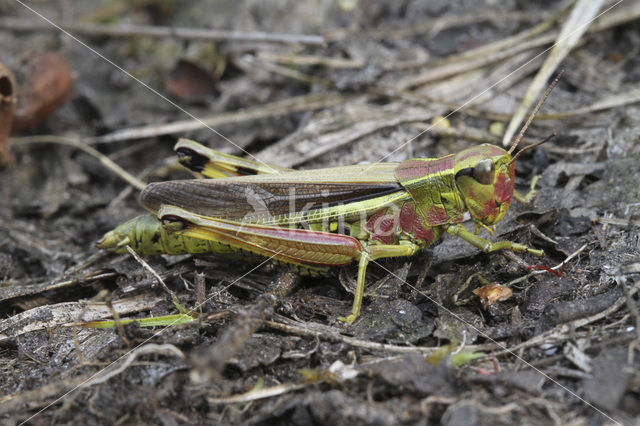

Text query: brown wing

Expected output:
[140,163,402,221]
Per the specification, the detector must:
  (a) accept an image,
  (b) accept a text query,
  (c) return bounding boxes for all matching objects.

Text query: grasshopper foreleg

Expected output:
[339,242,421,325]
[447,223,544,257]
[513,175,540,204]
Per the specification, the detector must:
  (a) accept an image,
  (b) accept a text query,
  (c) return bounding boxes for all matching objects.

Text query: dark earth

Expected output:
[1,1,639,425]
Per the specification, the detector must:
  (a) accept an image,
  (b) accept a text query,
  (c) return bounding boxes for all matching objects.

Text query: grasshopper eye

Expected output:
[472,159,494,185]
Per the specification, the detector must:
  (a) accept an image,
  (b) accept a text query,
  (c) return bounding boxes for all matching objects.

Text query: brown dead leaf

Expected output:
[165,58,217,103]
[0,60,17,167]
[473,283,512,309]
[11,52,73,133]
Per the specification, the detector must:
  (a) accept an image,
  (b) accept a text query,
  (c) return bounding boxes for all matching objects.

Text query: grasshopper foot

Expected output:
[530,248,545,257]
[517,244,544,257]
[337,314,357,325]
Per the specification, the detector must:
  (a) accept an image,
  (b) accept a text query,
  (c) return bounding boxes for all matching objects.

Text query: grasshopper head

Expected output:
[454,144,514,228]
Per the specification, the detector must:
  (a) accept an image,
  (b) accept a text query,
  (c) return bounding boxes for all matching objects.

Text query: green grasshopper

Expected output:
[100,82,557,324]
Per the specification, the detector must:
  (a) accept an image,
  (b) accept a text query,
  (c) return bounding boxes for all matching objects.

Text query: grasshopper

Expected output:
[100,80,558,324]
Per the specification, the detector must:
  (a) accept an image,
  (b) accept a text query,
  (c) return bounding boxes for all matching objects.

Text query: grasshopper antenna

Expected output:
[508,70,564,155]
[510,133,555,164]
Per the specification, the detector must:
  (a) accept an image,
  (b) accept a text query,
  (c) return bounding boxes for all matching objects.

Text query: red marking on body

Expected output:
[426,204,449,224]
[481,199,497,220]
[364,210,384,234]
[413,221,436,245]
[495,165,514,204]
[364,209,397,244]
[399,203,437,245]
[399,203,415,234]
[466,184,477,201]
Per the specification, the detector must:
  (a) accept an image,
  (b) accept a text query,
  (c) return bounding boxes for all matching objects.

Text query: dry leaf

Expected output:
[11,52,73,133]
[473,283,513,308]
[0,60,17,167]
[166,58,217,103]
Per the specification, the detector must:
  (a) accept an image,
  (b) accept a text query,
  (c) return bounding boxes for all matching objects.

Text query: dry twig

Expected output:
[190,272,299,382]
[0,18,324,45]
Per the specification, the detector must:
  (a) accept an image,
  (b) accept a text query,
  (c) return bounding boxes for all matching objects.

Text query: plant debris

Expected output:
[1,1,639,425]
[0,60,17,167]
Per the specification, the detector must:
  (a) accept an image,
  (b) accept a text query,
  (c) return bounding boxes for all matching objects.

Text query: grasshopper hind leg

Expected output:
[338,242,421,325]
[338,254,370,325]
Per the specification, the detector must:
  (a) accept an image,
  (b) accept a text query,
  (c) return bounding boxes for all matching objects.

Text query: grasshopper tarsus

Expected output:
[337,314,358,326]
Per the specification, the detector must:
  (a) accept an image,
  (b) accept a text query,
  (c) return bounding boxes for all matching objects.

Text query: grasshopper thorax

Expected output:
[454,144,514,227]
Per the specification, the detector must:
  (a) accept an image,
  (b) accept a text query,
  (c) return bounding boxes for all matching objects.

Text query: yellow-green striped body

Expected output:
[98,214,237,255]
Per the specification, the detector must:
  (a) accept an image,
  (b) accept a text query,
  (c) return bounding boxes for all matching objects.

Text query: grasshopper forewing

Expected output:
[98,139,290,254]
[101,76,560,324]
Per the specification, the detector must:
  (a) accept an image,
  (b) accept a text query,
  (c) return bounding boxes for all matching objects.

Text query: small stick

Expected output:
[0,18,325,45]
[498,279,640,356]
[208,382,308,404]
[190,271,299,383]
[506,243,588,287]
[10,135,146,190]
[195,272,207,315]
[265,315,495,355]
[84,93,347,145]
[81,344,184,388]
[527,262,565,277]
[125,246,181,309]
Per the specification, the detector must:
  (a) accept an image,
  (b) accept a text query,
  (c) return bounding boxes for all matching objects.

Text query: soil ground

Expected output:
[1,1,639,425]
